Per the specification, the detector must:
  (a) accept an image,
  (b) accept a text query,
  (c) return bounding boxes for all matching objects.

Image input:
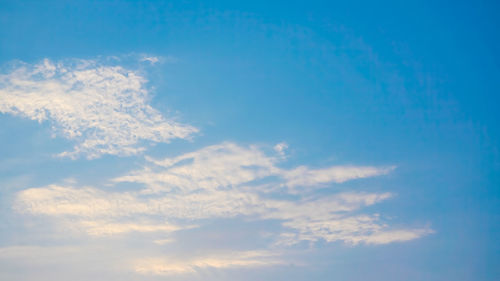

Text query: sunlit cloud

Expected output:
[0,58,197,159]
[282,165,396,189]
[1,59,432,278]
[114,142,393,194]
[273,142,288,158]
[133,250,283,275]
[14,142,430,247]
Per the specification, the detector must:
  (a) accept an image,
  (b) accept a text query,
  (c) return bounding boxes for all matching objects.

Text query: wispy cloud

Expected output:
[133,250,282,275]
[273,142,288,158]
[14,142,430,247]
[0,58,197,159]
[76,220,183,237]
[349,228,435,245]
[114,142,279,193]
[114,142,393,193]
[139,56,160,64]
[282,165,395,188]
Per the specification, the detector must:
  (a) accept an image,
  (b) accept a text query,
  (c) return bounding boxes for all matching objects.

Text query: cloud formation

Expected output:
[0,59,197,159]
[1,58,432,276]
[15,142,431,248]
[282,165,395,188]
[114,142,394,193]
[133,250,282,275]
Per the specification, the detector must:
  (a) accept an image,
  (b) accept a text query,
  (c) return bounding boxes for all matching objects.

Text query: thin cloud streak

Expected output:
[283,165,396,188]
[114,142,394,194]
[133,250,283,275]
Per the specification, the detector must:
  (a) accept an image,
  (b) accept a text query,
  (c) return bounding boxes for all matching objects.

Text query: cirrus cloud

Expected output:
[0,58,197,159]
[14,142,431,247]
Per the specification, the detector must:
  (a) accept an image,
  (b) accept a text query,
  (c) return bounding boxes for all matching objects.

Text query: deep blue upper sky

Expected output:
[0,1,499,280]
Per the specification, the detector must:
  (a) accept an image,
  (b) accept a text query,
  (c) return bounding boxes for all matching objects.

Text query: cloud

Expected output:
[277,214,432,246]
[114,142,392,193]
[14,142,430,246]
[16,186,412,245]
[0,58,197,159]
[139,56,160,64]
[263,193,428,245]
[15,184,261,222]
[14,184,189,236]
[0,245,283,280]
[133,250,282,275]
[76,220,183,237]
[282,165,396,188]
[350,228,435,245]
[114,142,279,193]
[139,54,178,64]
[273,142,288,158]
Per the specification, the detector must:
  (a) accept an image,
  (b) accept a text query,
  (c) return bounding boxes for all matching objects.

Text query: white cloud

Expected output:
[277,214,432,246]
[152,238,175,245]
[114,142,392,194]
[76,220,183,237]
[283,165,396,188]
[261,193,430,246]
[349,228,435,245]
[273,142,288,157]
[140,56,160,64]
[115,142,280,193]
[139,54,178,64]
[0,245,283,279]
[0,58,197,159]
[133,250,282,275]
[14,142,429,245]
[15,183,424,245]
[15,184,151,217]
[9,142,432,278]
[16,185,260,218]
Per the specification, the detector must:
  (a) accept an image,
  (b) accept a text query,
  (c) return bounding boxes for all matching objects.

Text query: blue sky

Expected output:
[0,1,499,280]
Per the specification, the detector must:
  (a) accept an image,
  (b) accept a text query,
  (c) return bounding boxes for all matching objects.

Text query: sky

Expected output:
[0,1,499,280]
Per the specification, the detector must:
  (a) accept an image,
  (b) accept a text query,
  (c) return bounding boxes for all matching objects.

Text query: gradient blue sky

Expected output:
[0,1,499,280]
